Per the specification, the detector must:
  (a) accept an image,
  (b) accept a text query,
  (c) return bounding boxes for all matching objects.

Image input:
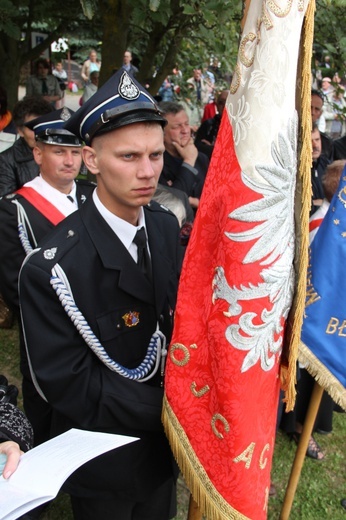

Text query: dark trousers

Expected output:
[70,478,176,520]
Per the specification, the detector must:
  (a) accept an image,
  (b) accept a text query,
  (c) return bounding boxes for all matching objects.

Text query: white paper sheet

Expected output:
[0,429,138,520]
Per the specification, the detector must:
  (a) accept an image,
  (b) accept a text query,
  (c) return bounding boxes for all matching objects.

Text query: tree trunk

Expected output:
[145,35,183,96]
[0,20,69,110]
[137,2,187,95]
[99,0,134,86]
[0,35,23,110]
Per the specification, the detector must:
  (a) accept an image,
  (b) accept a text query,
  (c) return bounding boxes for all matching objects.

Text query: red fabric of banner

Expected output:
[164,114,281,520]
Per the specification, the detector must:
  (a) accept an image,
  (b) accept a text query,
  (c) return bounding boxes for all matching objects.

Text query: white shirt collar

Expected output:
[92,190,147,261]
[24,175,78,216]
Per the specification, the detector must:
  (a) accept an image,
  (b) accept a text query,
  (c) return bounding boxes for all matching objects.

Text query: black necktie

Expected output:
[67,195,74,203]
[41,78,48,95]
[133,227,152,282]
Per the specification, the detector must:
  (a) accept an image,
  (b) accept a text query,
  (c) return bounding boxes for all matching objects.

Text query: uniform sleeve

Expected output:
[0,154,18,198]
[19,260,165,434]
[0,200,25,312]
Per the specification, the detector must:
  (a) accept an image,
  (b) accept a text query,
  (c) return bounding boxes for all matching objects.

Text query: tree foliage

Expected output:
[0,0,243,109]
[95,0,243,95]
[314,0,346,74]
[1,0,346,111]
[0,0,90,108]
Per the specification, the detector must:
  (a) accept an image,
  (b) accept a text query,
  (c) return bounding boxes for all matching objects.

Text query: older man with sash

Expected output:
[0,107,95,447]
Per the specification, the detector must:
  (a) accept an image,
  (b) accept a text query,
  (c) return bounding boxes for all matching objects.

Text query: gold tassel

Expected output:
[281,0,316,411]
[162,398,251,520]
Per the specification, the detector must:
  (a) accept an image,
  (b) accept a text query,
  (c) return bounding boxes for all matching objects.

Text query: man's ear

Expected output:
[32,145,42,166]
[82,146,99,176]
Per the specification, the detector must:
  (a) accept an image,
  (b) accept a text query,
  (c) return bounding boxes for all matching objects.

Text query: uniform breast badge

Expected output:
[43,247,57,260]
[122,311,140,327]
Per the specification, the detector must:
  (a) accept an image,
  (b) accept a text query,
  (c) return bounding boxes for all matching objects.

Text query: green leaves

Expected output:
[0,0,21,39]
[79,0,98,19]
[182,5,196,15]
[149,0,161,12]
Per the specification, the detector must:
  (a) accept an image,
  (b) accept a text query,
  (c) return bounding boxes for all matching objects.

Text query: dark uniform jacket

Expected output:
[159,150,209,200]
[19,196,181,501]
[0,137,39,198]
[333,135,346,160]
[311,153,331,216]
[320,131,334,161]
[0,179,95,446]
[194,114,222,159]
[0,179,95,312]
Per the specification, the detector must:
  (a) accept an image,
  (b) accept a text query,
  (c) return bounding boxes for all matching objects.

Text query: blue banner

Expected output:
[301,165,346,410]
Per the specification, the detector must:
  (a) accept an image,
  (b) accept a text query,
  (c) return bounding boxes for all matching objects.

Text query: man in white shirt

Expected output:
[0,107,95,448]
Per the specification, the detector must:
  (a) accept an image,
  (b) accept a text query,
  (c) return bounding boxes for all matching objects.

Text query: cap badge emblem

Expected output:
[60,107,72,121]
[118,71,140,100]
[122,311,140,327]
[43,247,57,260]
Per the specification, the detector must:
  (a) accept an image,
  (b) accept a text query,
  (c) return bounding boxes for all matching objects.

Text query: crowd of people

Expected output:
[0,51,345,518]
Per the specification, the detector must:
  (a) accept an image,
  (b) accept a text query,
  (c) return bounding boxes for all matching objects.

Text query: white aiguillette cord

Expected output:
[50,263,167,382]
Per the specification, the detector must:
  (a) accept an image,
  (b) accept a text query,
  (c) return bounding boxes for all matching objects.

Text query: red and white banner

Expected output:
[163,2,311,518]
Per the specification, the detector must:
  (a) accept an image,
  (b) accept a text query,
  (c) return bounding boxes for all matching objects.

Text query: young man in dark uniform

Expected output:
[0,107,95,448]
[19,70,182,520]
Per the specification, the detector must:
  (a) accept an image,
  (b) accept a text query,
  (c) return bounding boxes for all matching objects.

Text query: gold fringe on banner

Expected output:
[300,342,346,411]
[281,0,315,411]
[162,397,250,520]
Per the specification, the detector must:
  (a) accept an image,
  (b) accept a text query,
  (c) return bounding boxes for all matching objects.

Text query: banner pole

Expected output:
[279,382,324,519]
[187,495,203,520]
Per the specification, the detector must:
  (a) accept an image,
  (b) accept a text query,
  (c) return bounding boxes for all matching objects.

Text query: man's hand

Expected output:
[172,138,198,167]
[313,198,323,207]
[0,441,23,479]
[188,196,199,209]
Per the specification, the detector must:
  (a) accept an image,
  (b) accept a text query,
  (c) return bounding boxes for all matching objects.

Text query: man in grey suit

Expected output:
[122,49,139,76]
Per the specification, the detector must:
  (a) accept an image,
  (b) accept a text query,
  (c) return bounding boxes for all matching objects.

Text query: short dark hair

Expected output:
[158,101,185,116]
[311,89,325,103]
[0,86,8,116]
[34,58,50,74]
[12,96,53,128]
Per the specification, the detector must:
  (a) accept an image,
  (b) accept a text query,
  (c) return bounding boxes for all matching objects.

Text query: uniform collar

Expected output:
[92,190,147,260]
